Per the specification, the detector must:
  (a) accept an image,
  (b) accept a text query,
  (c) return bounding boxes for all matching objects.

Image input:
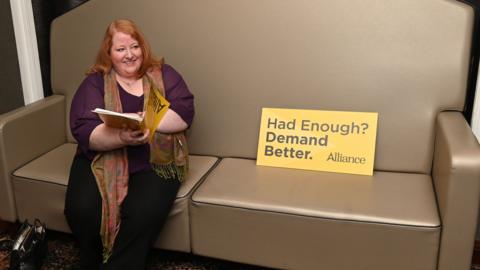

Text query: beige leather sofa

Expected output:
[1,0,480,269]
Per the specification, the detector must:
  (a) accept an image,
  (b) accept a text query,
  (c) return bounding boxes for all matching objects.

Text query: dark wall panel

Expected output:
[0,0,24,114]
[32,0,90,97]
[31,0,55,98]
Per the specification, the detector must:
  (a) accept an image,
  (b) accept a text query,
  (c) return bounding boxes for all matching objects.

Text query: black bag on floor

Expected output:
[9,219,47,270]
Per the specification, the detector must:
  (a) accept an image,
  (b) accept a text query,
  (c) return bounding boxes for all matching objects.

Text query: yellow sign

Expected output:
[256,108,378,175]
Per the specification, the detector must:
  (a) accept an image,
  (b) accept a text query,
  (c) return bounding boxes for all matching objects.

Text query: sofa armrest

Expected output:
[433,111,480,270]
[0,95,66,222]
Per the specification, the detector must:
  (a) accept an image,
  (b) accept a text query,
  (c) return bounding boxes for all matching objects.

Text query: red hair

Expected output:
[87,19,162,77]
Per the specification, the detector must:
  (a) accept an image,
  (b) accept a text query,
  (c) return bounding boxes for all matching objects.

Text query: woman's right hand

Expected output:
[89,124,150,151]
[119,128,150,146]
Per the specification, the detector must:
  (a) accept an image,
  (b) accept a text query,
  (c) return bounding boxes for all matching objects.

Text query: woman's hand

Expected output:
[90,121,150,151]
[119,128,150,146]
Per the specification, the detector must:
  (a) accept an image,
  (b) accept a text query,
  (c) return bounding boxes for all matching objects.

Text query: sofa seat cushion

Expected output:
[14,143,76,185]
[190,158,440,270]
[12,143,218,252]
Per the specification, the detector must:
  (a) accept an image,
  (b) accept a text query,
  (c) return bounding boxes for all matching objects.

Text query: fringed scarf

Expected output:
[91,64,188,262]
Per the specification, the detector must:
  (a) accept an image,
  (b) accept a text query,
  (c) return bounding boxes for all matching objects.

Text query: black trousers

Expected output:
[64,155,180,270]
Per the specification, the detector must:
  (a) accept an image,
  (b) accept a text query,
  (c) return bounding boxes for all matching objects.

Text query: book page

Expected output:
[92,108,143,130]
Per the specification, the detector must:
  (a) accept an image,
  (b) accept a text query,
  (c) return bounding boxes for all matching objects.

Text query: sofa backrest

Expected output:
[51,0,473,174]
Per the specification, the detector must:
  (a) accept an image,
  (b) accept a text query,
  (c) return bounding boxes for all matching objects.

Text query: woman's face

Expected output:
[110,31,143,78]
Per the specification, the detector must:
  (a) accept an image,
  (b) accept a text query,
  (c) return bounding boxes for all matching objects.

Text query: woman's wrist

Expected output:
[89,124,126,151]
[117,128,128,147]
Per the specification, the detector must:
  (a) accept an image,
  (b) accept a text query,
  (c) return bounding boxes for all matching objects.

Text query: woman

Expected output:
[65,19,194,270]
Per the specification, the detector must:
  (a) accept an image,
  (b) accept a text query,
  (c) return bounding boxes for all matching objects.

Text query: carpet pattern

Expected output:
[2,229,479,270]
[0,230,269,270]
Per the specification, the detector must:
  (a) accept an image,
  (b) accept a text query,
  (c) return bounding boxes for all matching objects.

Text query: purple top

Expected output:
[70,64,194,173]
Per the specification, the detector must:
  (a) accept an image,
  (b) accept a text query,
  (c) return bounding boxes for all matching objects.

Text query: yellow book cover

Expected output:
[141,87,170,141]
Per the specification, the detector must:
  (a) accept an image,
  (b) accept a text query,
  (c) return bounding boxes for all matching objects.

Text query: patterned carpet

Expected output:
[2,228,479,270]
[0,229,270,270]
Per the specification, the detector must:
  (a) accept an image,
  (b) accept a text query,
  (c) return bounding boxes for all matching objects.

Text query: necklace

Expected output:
[117,76,143,96]
[117,77,139,86]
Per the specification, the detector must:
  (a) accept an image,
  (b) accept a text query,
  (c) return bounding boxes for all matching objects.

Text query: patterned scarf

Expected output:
[91,65,189,262]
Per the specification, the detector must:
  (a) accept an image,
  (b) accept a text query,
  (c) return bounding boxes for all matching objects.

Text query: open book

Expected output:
[92,108,143,130]
[92,87,170,140]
